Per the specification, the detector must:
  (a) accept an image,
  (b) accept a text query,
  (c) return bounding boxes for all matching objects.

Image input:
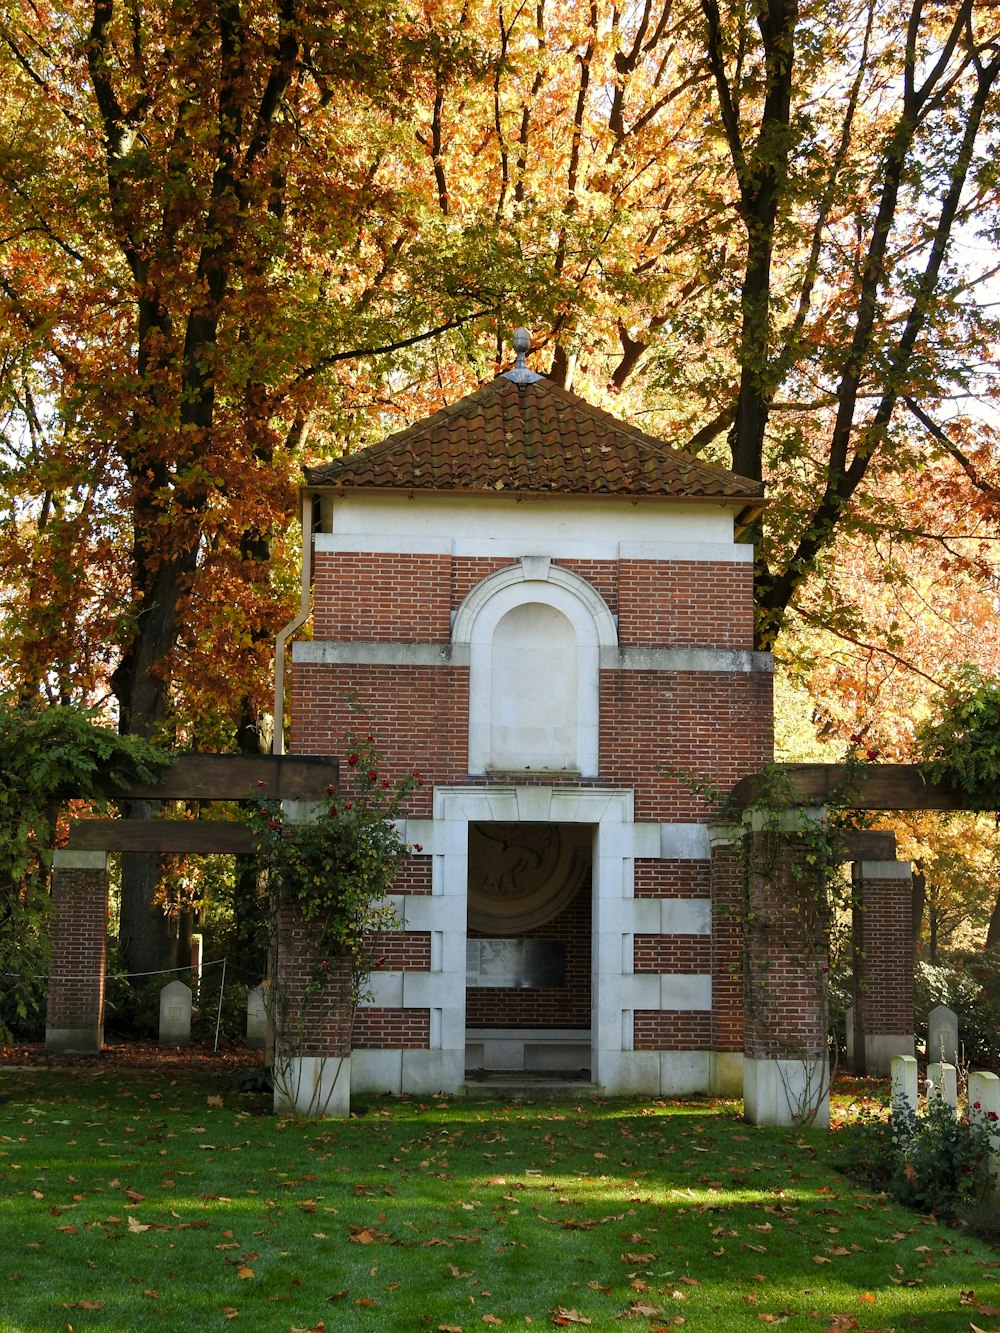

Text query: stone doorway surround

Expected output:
[353,783,721,1097]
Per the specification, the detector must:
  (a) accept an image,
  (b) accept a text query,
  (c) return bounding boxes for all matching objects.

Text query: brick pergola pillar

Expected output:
[851,860,914,1075]
[741,813,830,1127]
[46,850,109,1052]
[271,899,354,1116]
[708,825,744,1096]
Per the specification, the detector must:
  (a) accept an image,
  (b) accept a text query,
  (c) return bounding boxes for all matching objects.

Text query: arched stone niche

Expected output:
[452,557,617,777]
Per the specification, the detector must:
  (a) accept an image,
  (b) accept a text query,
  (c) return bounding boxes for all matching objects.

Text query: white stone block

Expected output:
[273,1054,351,1117]
[401,819,436,851]
[594,1050,660,1094]
[401,1047,464,1095]
[743,1056,829,1127]
[630,823,662,857]
[711,1051,744,1096]
[660,900,711,935]
[659,824,712,859]
[360,972,403,1007]
[660,1051,712,1095]
[660,974,712,1011]
[514,788,554,821]
[351,1049,402,1095]
[402,970,464,1009]
[629,899,662,932]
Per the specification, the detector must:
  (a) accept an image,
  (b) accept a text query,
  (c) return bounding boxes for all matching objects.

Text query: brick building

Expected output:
[284,339,798,1105]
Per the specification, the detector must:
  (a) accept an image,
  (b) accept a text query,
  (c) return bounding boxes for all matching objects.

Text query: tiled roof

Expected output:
[304,373,764,511]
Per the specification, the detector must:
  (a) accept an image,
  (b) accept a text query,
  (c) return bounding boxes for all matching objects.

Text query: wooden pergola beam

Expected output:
[120,752,338,801]
[68,819,255,854]
[730,764,970,811]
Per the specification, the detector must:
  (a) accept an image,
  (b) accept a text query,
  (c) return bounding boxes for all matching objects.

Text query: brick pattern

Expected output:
[393,858,432,896]
[634,935,711,972]
[854,872,914,1036]
[618,561,754,649]
[291,663,467,818]
[292,546,779,1066]
[373,930,432,971]
[467,882,591,1029]
[353,1008,431,1049]
[46,865,108,1031]
[710,844,744,1054]
[273,901,353,1058]
[598,670,773,821]
[742,835,828,1061]
[634,1011,712,1049]
[635,859,711,898]
[313,552,452,641]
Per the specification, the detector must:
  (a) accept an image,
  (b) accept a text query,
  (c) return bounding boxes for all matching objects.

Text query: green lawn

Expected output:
[0,1065,998,1331]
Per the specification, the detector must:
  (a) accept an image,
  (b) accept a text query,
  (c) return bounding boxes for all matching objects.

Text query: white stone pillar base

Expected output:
[743,1056,830,1127]
[273,1054,351,1117]
[865,1033,915,1076]
[44,1025,104,1053]
[710,1051,744,1096]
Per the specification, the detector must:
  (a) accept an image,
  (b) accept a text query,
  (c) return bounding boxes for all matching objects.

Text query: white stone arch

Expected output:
[452,557,618,778]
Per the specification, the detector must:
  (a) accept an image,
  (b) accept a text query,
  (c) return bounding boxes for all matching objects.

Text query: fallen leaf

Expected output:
[237,1266,254,1280]
[127,1216,149,1234]
[550,1310,591,1326]
[207,1095,223,1108]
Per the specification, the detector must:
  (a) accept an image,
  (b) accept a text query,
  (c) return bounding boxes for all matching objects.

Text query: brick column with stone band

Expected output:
[45,850,109,1052]
[851,860,915,1075]
[741,817,830,1126]
[708,827,745,1095]
[271,898,355,1116]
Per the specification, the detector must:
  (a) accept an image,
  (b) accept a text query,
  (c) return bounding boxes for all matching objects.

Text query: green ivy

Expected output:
[916,664,1000,811]
[0,698,170,1040]
[244,731,419,1009]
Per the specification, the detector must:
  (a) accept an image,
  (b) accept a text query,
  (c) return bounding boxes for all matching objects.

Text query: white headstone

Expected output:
[246,984,268,1050]
[891,1053,918,1119]
[926,1061,958,1115]
[927,1005,959,1065]
[159,979,192,1047]
[969,1070,1000,1199]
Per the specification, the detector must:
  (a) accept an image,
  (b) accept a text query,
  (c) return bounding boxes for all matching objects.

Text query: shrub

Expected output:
[842,1093,995,1217]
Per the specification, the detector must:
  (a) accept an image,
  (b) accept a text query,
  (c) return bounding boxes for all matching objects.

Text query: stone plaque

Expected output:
[466,938,566,988]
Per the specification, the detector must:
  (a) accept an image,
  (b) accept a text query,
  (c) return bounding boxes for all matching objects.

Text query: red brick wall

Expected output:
[743,835,828,1061]
[710,843,745,1054]
[618,561,754,648]
[353,1008,431,1049]
[635,859,711,898]
[372,930,432,971]
[273,901,353,1058]
[634,1012,713,1050]
[854,872,914,1036]
[466,881,591,1029]
[633,935,711,972]
[46,864,108,1032]
[312,553,753,649]
[599,670,773,820]
[313,552,452,640]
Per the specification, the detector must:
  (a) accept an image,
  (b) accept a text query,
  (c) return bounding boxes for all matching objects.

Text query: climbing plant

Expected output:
[0,700,169,1038]
[916,665,1000,814]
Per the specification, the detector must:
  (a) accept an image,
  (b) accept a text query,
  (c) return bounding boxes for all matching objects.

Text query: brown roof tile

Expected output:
[305,373,764,510]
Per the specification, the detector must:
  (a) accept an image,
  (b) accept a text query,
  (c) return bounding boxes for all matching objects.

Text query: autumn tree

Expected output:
[0,0,494,971]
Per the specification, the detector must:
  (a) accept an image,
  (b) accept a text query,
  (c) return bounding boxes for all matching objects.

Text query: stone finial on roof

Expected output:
[505,327,542,384]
